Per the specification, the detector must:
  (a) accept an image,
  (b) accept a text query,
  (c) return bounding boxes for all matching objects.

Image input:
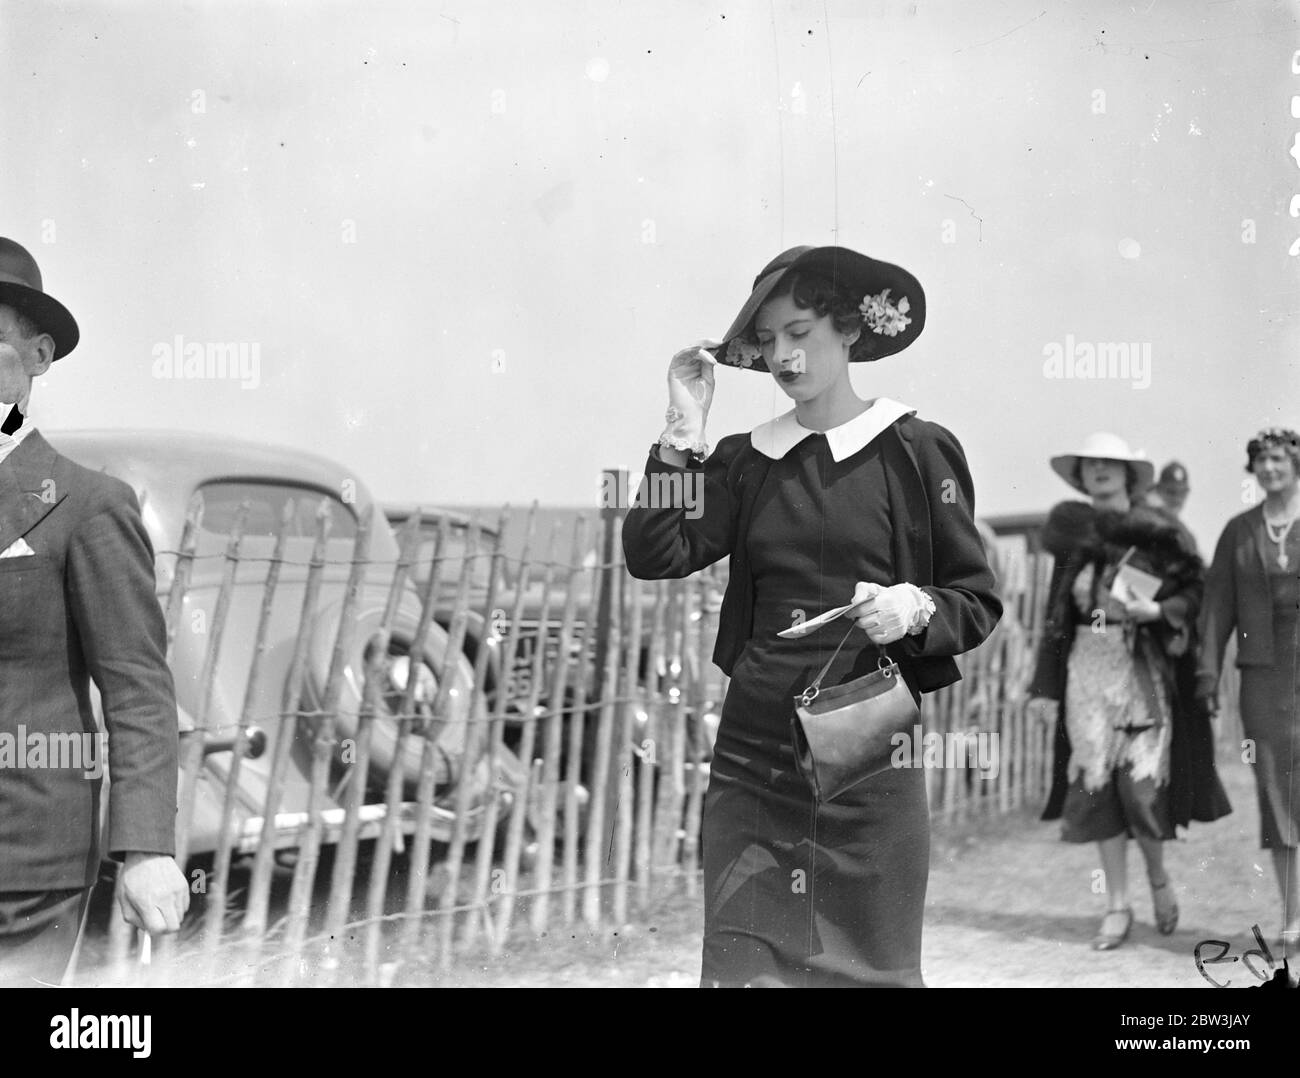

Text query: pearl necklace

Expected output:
[1264,507,1299,569]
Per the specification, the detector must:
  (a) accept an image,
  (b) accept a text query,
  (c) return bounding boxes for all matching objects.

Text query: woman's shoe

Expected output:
[1092,907,1134,951]
[1149,877,1179,935]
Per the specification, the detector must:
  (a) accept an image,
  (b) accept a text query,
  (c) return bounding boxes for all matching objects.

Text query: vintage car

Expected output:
[381,505,586,716]
[383,504,724,788]
[47,430,527,862]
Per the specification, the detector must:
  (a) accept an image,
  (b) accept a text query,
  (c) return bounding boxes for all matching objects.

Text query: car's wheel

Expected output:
[304,601,526,843]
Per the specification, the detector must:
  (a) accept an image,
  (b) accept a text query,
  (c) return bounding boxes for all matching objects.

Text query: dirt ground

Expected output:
[416,757,1292,988]
[65,755,1291,989]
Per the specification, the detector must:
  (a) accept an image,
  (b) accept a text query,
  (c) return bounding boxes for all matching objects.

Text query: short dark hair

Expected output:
[1073,459,1143,497]
[5,305,44,341]
[1246,428,1300,474]
[750,270,876,362]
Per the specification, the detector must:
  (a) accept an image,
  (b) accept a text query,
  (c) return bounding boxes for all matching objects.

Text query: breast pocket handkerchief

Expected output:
[0,536,35,558]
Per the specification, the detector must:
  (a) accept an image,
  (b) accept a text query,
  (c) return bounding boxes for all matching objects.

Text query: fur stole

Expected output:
[1042,500,1201,582]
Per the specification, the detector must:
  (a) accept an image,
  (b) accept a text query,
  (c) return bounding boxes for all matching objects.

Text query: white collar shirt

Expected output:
[749,397,917,462]
[0,409,36,470]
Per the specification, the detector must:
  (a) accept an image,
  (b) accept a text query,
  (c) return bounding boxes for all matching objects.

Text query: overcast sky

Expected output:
[2,0,1297,553]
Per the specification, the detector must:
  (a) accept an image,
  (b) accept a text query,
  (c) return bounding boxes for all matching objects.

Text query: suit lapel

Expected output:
[0,431,66,554]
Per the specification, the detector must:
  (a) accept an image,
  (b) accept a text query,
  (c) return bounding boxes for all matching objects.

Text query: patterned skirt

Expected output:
[1060,626,1173,843]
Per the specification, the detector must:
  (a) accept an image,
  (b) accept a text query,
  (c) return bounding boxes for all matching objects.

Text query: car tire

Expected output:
[304,599,527,844]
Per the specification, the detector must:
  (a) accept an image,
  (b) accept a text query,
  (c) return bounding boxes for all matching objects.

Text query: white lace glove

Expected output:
[661,341,719,455]
[849,581,936,644]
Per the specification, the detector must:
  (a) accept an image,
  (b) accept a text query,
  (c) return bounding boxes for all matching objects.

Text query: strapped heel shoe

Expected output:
[1149,877,1179,936]
[1092,907,1134,951]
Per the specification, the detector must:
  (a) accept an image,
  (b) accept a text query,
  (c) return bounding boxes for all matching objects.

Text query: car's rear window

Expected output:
[197,481,358,541]
[385,515,507,589]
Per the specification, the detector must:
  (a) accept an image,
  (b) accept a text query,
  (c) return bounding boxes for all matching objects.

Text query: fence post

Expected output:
[593,467,627,904]
[593,468,625,701]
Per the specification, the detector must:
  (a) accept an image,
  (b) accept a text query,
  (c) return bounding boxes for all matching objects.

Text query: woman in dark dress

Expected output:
[622,246,1001,987]
[1198,428,1300,977]
[1027,434,1229,951]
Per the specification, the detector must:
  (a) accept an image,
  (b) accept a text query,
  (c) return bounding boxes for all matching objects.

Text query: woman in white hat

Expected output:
[1027,433,1227,951]
[622,246,1001,986]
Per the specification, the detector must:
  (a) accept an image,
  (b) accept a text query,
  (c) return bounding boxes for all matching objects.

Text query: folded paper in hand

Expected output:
[1110,562,1162,604]
[777,601,858,639]
[0,537,35,558]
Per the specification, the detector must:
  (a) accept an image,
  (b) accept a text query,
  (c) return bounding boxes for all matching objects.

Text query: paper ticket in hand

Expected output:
[1110,562,1162,604]
[777,601,858,638]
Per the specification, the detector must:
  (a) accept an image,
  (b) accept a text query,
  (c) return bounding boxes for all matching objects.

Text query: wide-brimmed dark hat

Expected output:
[715,245,925,370]
[0,238,79,359]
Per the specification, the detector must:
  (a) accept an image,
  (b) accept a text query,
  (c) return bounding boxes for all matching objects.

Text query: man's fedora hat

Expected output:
[715,245,925,370]
[0,238,78,359]
[1050,431,1155,495]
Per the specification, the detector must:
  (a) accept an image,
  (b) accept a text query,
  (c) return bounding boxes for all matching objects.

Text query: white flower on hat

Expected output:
[859,289,912,337]
[726,338,762,368]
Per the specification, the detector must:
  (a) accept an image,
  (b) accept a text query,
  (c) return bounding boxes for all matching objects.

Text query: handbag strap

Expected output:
[799,624,892,704]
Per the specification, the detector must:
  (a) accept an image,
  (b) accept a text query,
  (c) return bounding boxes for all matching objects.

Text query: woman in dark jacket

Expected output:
[622,245,1001,987]
[1198,427,1300,974]
[1027,433,1229,952]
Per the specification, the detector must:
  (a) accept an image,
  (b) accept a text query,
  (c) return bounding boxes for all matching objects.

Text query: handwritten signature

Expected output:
[1194,924,1291,988]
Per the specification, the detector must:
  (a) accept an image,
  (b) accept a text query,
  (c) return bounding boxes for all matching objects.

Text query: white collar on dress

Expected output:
[749,397,917,462]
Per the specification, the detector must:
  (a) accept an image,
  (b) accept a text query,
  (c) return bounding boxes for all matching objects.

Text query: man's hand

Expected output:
[118,852,190,935]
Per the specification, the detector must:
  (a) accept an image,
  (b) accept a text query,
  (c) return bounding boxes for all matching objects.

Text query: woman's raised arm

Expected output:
[621,437,742,579]
[622,341,740,579]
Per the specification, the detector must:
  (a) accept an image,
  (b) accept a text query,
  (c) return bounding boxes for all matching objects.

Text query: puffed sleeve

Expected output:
[895,422,1002,659]
[1195,518,1239,699]
[621,435,744,579]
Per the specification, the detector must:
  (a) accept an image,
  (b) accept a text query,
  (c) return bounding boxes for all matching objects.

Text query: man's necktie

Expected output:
[0,406,22,436]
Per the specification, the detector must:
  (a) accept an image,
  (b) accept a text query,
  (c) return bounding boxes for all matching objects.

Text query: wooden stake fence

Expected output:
[101,506,1061,986]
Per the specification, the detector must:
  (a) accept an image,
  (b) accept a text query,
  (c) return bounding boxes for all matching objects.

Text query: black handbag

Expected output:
[791,624,920,803]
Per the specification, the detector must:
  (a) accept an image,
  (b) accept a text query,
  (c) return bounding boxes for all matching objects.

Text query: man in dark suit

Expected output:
[0,237,188,987]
